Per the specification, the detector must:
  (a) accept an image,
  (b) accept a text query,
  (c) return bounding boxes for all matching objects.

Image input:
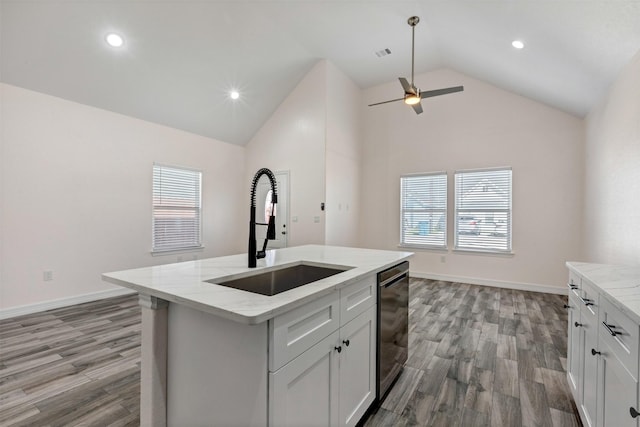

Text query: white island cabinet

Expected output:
[566,262,640,427]
[103,245,412,427]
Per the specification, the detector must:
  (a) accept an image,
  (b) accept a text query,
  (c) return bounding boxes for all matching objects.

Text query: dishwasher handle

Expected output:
[379,262,409,286]
[381,272,408,288]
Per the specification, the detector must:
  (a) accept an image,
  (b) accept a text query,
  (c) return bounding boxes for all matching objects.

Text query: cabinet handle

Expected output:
[591,348,601,356]
[602,322,618,336]
[567,283,578,290]
[334,346,342,353]
[564,304,571,309]
[342,339,350,347]
[581,297,594,307]
[574,322,583,328]
[630,407,640,418]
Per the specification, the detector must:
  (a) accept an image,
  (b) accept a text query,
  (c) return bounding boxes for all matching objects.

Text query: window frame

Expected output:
[399,171,448,250]
[151,163,203,254]
[453,167,512,254]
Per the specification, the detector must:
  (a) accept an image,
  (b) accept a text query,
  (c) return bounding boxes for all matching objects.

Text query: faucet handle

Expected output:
[256,250,266,259]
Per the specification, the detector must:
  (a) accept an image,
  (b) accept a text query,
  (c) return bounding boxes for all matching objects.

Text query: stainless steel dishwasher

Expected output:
[377,261,409,401]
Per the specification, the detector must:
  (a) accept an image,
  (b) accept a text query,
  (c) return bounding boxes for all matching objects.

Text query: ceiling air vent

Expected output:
[375,48,391,58]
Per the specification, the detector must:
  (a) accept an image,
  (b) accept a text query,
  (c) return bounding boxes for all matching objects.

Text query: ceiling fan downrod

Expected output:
[408,16,420,87]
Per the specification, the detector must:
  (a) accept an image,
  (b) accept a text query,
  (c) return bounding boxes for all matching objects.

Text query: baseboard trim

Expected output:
[0,288,137,320]
[410,271,567,295]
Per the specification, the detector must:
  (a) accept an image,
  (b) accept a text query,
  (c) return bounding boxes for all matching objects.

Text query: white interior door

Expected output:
[257,170,289,248]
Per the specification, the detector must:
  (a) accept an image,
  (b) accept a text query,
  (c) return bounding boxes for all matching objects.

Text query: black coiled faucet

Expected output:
[249,168,278,268]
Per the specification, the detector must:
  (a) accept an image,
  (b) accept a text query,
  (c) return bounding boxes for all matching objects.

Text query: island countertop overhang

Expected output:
[103,245,413,325]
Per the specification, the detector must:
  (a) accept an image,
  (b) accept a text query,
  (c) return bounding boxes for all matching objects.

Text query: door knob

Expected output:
[574,322,583,327]
[281,231,287,235]
[630,407,640,418]
[591,348,601,356]
[564,304,571,309]
[334,346,342,353]
[342,339,350,347]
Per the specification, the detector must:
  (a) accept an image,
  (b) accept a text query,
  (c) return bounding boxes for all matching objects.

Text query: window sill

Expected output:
[151,246,205,257]
[398,244,448,253]
[452,248,514,257]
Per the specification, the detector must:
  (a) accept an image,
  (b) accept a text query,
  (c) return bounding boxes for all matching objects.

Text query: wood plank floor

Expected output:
[0,279,582,426]
[366,279,582,427]
[0,295,141,426]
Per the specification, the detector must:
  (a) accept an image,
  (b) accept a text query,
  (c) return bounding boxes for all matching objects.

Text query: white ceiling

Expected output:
[2,1,639,145]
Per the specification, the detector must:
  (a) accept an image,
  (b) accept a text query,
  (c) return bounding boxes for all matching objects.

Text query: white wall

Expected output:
[0,83,246,310]
[244,61,328,247]
[584,49,640,265]
[325,61,362,247]
[360,69,585,290]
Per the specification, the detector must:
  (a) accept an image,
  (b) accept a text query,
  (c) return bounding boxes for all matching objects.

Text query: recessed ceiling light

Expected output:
[512,40,524,49]
[230,91,240,100]
[105,33,124,48]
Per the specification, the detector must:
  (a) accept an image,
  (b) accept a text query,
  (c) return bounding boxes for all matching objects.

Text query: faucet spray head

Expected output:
[267,214,276,240]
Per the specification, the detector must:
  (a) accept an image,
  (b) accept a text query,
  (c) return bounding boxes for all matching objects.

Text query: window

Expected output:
[454,167,512,253]
[152,164,202,253]
[400,172,447,249]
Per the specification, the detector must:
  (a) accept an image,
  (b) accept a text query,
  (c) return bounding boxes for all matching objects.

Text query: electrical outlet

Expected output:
[43,270,53,281]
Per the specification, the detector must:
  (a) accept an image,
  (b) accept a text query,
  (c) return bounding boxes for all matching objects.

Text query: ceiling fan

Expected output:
[368,16,464,115]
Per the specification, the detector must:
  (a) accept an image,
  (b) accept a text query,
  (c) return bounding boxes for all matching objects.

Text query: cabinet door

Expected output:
[339,306,376,427]
[581,294,599,427]
[597,340,639,427]
[567,293,582,399]
[270,330,340,427]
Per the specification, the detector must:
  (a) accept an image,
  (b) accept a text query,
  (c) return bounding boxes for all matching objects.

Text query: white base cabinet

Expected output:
[270,306,376,427]
[566,265,640,427]
[269,280,377,427]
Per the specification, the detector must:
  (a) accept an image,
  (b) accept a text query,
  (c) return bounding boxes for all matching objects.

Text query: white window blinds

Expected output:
[152,164,202,252]
[454,167,512,252]
[400,172,447,249]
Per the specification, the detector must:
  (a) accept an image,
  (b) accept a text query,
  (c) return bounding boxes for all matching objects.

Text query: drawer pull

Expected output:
[334,345,342,353]
[574,322,583,328]
[581,297,594,307]
[602,322,618,336]
[591,348,601,356]
[631,407,640,418]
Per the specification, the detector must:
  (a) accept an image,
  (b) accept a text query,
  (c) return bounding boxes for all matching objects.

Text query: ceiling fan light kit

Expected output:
[369,16,464,115]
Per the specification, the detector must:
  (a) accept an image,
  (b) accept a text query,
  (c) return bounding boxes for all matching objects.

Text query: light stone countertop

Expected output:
[566,261,640,323]
[103,245,413,324]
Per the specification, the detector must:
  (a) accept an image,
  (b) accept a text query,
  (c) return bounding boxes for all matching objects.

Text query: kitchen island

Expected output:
[103,245,412,427]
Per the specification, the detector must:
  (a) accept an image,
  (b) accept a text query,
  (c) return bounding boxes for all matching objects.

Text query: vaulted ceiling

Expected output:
[2,1,639,145]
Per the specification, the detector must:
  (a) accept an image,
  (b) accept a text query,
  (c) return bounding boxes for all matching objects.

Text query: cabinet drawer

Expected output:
[568,271,582,298]
[270,291,340,371]
[580,279,599,319]
[340,276,376,326]
[599,295,640,380]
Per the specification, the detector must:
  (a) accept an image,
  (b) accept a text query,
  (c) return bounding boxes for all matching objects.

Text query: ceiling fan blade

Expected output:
[412,103,423,114]
[368,97,404,107]
[398,77,415,94]
[420,86,464,99]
